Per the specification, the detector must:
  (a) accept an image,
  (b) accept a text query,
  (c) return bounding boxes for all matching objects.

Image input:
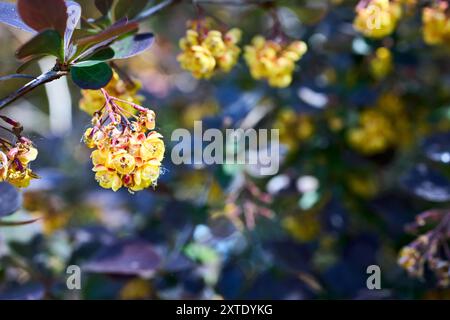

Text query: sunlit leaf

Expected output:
[110,33,154,59]
[0,2,35,33]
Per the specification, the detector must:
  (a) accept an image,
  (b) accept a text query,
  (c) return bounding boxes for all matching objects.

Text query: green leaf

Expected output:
[15,29,63,60]
[110,33,154,59]
[80,47,115,62]
[17,0,68,36]
[113,0,147,21]
[70,61,113,89]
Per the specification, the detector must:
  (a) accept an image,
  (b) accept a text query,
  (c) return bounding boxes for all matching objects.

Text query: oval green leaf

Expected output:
[16,29,63,60]
[70,61,113,89]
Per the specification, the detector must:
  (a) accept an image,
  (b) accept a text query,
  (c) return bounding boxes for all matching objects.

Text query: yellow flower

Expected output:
[0,139,39,188]
[369,47,392,79]
[83,89,164,193]
[244,36,307,88]
[112,152,136,175]
[17,145,38,165]
[273,109,315,151]
[178,23,242,79]
[95,169,123,192]
[7,168,33,188]
[422,3,450,45]
[140,133,165,162]
[353,0,402,38]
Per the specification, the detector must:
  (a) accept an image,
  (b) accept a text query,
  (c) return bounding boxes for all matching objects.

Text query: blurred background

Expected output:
[1,0,450,299]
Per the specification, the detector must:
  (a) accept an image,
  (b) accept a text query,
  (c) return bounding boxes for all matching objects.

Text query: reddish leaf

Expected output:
[17,0,68,36]
[75,20,138,47]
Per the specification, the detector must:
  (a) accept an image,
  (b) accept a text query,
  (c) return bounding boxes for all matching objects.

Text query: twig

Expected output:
[0,69,68,110]
[193,0,273,5]
[134,0,178,22]
[0,74,36,82]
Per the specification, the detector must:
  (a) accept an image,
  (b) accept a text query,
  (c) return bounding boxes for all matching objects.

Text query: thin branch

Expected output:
[193,0,273,5]
[134,0,178,22]
[0,69,68,110]
[0,74,36,82]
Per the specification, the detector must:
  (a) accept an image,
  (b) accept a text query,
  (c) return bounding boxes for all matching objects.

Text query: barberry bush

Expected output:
[0,0,449,300]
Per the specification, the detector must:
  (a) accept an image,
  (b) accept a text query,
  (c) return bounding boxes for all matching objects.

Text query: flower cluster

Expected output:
[83,89,164,193]
[178,20,242,79]
[353,0,402,38]
[79,71,143,115]
[347,93,411,155]
[398,210,450,287]
[244,36,307,88]
[422,2,450,45]
[0,116,38,188]
[273,109,315,151]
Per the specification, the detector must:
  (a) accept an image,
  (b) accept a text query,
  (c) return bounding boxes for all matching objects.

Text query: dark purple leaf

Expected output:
[421,132,450,164]
[0,2,35,33]
[83,240,161,276]
[401,164,450,202]
[110,33,154,59]
[0,182,22,217]
[18,0,68,36]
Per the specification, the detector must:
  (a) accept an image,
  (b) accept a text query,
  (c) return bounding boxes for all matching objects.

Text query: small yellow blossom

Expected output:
[422,2,450,45]
[178,21,242,79]
[244,36,307,88]
[369,47,392,79]
[0,138,38,188]
[353,0,402,38]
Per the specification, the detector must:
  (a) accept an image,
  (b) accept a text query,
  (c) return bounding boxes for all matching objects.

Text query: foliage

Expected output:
[0,0,449,300]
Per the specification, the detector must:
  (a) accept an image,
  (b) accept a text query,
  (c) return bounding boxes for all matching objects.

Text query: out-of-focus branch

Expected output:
[193,0,273,5]
[0,74,36,81]
[134,0,179,22]
[0,68,68,110]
